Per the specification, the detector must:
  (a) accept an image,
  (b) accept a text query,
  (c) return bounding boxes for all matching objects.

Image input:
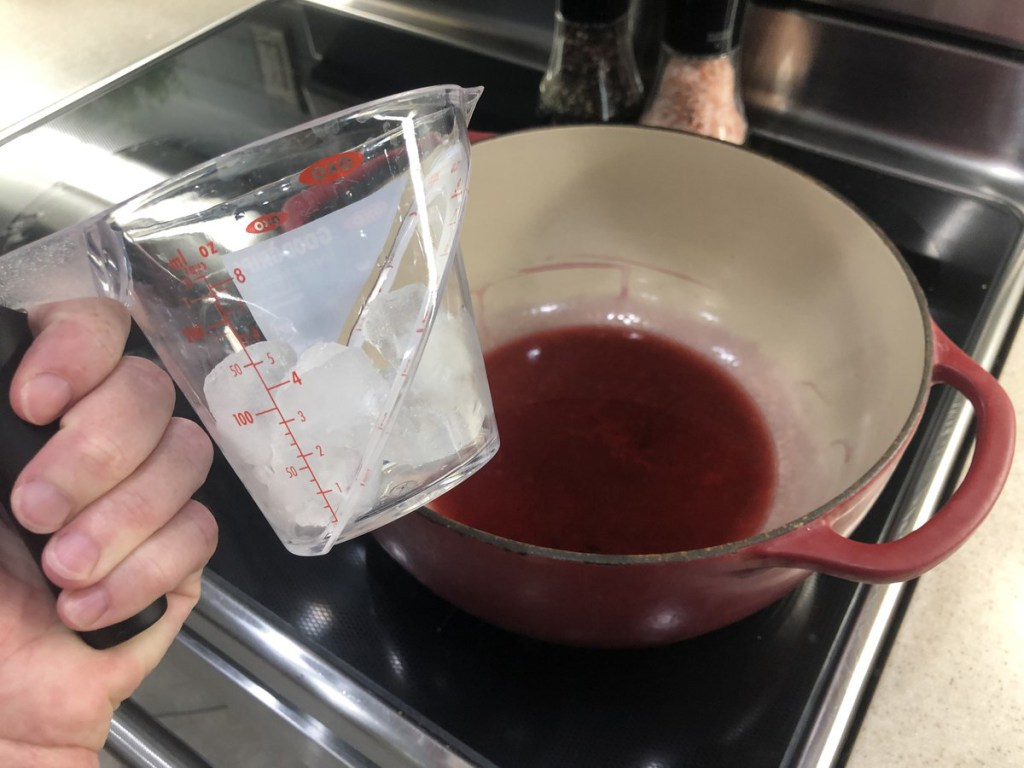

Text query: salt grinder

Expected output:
[537,0,645,125]
[640,0,748,144]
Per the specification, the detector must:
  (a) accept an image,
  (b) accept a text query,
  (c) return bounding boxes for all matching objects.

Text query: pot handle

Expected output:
[748,321,1015,583]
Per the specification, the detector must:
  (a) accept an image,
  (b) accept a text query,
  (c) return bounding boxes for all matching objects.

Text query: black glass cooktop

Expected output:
[1,2,1021,766]
[192,136,1021,766]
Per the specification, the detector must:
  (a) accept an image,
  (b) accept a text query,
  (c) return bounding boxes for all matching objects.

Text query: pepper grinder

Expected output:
[537,0,645,125]
[640,0,748,144]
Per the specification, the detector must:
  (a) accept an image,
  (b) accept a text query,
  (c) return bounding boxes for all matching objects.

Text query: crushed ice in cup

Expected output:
[275,341,386,449]
[384,306,487,467]
[360,282,427,367]
[201,297,488,546]
[203,341,297,466]
[203,339,388,533]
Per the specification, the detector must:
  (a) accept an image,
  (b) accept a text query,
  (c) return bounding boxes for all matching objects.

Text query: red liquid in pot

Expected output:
[430,325,777,554]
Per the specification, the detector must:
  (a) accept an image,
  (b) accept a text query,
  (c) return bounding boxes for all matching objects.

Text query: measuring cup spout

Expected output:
[0,215,129,310]
[458,85,484,123]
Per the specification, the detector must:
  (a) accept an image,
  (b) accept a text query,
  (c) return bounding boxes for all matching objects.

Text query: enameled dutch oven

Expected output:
[373,125,1015,648]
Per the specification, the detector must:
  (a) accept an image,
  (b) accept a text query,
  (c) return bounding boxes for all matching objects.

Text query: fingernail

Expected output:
[62,586,110,628]
[46,531,99,581]
[22,373,72,424]
[10,480,73,533]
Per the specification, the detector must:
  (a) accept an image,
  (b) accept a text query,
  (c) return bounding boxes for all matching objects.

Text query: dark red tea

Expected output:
[430,324,777,555]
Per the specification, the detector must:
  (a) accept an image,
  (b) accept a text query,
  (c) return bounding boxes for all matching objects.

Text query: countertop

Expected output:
[846,333,1024,767]
[2,1,1022,766]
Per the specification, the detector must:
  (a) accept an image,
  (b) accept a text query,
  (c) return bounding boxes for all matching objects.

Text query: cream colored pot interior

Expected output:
[458,126,930,529]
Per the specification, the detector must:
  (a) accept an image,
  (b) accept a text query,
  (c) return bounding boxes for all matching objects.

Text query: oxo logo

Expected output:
[298,151,364,185]
[245,211,289,234]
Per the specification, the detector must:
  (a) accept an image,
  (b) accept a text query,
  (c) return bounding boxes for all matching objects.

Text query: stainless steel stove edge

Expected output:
[741,4,1024,211]
[115,571,496,768]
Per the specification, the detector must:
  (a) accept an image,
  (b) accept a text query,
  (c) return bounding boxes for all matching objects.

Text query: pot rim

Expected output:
[417,125,935,565]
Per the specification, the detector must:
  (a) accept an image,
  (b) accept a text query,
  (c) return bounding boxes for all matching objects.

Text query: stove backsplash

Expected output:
[5,0,1023,252]
[308,1,1024,198]
[798,0,1024,49]
[309,0,1024,55]
[739,3,1024,204]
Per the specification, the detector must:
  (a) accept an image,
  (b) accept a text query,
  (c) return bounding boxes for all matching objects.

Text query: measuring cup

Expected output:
[0,85,499,556]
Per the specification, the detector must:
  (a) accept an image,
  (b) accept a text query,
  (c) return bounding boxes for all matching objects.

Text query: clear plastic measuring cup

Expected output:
[0,85,499,555]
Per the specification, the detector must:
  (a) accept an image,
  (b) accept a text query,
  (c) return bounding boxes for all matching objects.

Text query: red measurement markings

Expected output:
[170,246,218,291]
[199,272,339,524]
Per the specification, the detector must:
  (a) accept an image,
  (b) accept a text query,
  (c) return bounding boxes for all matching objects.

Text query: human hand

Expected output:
[0,298,218,767]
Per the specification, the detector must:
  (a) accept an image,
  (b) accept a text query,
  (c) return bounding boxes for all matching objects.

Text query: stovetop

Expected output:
[1,2,1022,766]
[185,132,1021,767]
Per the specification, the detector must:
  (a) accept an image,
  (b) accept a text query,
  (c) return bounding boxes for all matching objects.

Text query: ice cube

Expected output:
[383,405,453,468]
[261,342,389,523]
[234,462,337,543]
[360,282,427,367]
[203,341,297,465]
[264,441,361,523]
[275,341,388,450]
[413,306,479,402]
[386,392,488,468]
[205,339,395,543]
[384,308,489,468]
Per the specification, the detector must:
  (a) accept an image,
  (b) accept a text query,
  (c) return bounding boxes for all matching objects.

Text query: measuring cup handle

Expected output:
[0,306,167,650]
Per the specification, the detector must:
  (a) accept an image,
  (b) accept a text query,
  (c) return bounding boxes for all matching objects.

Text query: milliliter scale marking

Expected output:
[199,270,340,524]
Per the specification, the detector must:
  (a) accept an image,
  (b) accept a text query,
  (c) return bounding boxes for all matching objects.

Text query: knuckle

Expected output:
[32,299,131,363]
[184,501,219,559]
[65,426,134,480]
[118,356,175,405]
[59,358,176,478]
[103,505,217,616]
[167,418,215,476]
[103,484,153,530]
[139,549,177,594]
[177,570,204,604]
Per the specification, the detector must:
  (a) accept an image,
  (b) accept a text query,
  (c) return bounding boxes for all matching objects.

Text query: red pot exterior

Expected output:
[371,452,901,649]
[375,517,791,648]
